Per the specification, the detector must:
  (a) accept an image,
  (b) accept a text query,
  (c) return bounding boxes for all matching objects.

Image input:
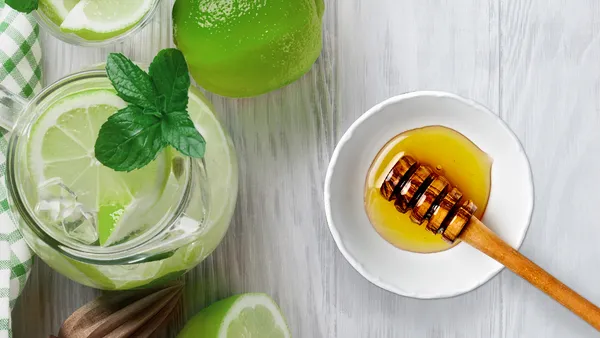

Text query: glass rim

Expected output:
[5,69,209,265]
[33,0,163,47]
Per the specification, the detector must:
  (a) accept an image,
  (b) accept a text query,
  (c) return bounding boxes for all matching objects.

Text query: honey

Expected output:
[364,125,492,253]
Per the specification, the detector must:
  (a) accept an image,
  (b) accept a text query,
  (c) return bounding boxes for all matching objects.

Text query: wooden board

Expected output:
[11,0,600,337]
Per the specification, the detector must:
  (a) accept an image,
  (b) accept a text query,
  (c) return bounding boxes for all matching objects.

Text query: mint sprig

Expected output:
[5,0,38,13]
[95,49,206,172]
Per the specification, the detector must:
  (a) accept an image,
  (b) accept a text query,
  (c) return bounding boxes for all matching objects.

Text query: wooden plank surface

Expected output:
[9,0,600,337]
[500,1,600,337]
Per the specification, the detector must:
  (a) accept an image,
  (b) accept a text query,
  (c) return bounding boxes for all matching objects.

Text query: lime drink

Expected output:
[6,70,238,290]
[35,0,161,45]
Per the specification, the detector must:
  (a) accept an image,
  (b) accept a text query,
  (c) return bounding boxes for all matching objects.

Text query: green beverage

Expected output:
[34,0,161,45]
[2,67,238,290]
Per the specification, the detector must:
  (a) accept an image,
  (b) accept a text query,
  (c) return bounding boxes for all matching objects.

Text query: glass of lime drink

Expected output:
[34,0,162,46]
[0,68,238,290]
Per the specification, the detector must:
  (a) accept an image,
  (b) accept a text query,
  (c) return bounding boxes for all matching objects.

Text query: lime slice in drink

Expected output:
[59,0,155,41]
[177,293,291,338]
[27,88,171,247]
[38,0,80,25]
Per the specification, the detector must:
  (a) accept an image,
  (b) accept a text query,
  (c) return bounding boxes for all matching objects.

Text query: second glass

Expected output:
[34,0,162,46]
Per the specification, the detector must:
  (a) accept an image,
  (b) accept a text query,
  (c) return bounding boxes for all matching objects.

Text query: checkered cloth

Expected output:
[0,0,41,336]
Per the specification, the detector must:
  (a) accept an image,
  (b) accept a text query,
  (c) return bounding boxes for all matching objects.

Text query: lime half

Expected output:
[177,294,291,338]
[27,89,171,246]
[59,0,155,41]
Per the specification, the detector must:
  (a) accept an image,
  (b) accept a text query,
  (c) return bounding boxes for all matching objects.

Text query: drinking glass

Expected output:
[0,68,238,289]
[34,0,162,46]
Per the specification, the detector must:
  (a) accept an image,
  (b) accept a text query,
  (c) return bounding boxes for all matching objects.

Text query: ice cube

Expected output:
[35,178,98,245]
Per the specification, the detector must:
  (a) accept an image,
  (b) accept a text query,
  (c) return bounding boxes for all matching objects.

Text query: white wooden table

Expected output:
[11,1,600,337]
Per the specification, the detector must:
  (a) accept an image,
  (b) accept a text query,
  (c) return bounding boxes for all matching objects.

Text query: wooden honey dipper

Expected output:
[381,155,600,331]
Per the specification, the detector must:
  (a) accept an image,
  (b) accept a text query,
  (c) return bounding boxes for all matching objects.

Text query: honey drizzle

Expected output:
[364,125,492,253]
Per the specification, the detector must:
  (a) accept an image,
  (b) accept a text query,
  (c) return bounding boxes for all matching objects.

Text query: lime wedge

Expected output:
[177,294,291,338]
[59,0,155,41]
[28,89,171,247]
[38,0,80,25]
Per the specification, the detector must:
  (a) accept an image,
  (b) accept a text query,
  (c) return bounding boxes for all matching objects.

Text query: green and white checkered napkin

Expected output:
[0,0,42,336]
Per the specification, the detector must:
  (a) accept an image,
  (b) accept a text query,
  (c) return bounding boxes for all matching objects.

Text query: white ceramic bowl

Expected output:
[324,91,534,299]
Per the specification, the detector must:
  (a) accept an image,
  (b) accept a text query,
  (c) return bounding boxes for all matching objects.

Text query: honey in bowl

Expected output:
[364,125,492,253]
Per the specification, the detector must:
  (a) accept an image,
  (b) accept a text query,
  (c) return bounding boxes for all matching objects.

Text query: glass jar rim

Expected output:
[33,0,162,47]
[5,69,210,265]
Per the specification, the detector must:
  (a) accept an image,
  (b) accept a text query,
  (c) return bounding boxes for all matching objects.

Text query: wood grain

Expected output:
[9,0,600,337]
[500,1,600,337]
[461,217,600,332]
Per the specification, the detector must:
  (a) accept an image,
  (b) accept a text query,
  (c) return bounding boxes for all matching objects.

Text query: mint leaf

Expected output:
[96,49,207,172]
[106,53,159,111]
[161,111,206,158]
[149,49,190,112]
[5,0,38,13]
[94,106,164,172]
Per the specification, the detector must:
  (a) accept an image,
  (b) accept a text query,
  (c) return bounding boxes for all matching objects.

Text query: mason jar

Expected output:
[0,67,238,290]
[33,0,162,46]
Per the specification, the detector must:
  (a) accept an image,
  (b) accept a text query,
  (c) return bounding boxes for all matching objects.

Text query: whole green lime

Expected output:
[173,0,325,98]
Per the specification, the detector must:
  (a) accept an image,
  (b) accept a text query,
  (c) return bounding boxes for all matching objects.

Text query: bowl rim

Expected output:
[323,90,535,299]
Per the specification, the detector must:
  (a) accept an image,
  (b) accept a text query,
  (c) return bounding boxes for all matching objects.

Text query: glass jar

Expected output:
[0,68,238,290]
[33,0,162,47]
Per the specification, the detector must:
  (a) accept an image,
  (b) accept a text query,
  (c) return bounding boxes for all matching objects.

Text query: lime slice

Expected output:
[177,294,291,338]
[38,0,80,25]
[59,0,155,41]
[28,89,171,246]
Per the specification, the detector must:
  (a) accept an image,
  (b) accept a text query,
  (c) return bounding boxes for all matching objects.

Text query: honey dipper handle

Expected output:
[460,217,600,331]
